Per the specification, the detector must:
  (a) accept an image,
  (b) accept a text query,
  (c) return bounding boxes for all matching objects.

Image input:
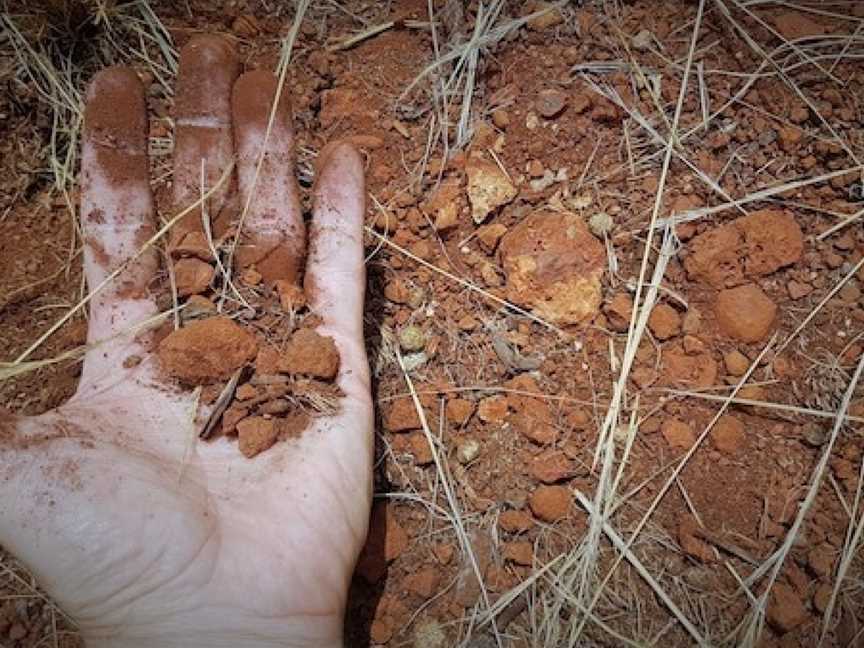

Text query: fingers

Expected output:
[80,66,158,346]
[171,35,239,248]
[232,70,305,284]
[305,141,369,400]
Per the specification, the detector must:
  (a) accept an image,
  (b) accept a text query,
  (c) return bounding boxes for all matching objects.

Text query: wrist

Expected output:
[81,612,343,648]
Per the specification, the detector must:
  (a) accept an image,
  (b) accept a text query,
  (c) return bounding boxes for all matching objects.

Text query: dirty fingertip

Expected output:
[84,66,147,153]
[232,69,293,134]
[314,140,364,187]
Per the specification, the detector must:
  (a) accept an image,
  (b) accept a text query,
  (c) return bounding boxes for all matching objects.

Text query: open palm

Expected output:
[0,36,372,648]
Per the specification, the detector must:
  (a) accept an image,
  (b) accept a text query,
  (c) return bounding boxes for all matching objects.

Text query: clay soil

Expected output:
[2,1,864,647]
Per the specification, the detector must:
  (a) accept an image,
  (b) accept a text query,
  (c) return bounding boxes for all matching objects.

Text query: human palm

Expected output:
[0,36,372,648]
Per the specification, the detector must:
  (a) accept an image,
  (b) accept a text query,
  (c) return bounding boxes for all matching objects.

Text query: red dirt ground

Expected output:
[2,1,864,647]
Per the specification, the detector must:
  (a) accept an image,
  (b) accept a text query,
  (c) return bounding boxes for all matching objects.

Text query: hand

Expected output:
[0,36,372,648]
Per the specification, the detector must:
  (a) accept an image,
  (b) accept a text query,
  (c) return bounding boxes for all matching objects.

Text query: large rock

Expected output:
[158,317,258,383]
[500,211,605,324]
[684,209,803,288]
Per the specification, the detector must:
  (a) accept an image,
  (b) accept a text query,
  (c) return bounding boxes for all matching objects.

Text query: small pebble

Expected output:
[456,439,481,464]
[588,212,614,237]
[632,29,653,51]
[399,325,426,352]
[535,88,567,118]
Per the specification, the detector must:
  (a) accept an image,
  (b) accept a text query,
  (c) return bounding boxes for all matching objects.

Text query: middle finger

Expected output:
[171,35,239,250]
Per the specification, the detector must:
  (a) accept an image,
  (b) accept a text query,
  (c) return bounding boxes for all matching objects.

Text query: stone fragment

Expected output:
[714,284,777,343]
[237,416,278,458]
[158,317,257,383]
[648,304,682,340]
[278,328,340,379]
[529,485,570,522]
[466,157,517,224]
[173,258,214,297]
[711,415,745,453]
[685,210,803,288]
[500,211,604,324]
[767,583,808,633]
[662,418,696,450]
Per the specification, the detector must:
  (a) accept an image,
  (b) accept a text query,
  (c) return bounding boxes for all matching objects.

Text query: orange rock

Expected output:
[500,211,604,324]
[446,398,475,424]
[278,328,340,379]
[662,347,718,389]
[661,418,696,450]
[478,396,508,423]
[425,177,463,232]
[356,502,410,583]
[807,543,835,578]
[778,125,803,153]
[723,350,750,376]
[529,485,571,522]
[221,405,247,435]
[255,345,281,374]
[648,304,681,340]
[404,566,440,599]
[383,398,422,432]
[530,450,575,484]
[604,292,633,332]
[677,514,715,562]
[158,317,257,383]
[511,406,558,445]
[476,223,508,253]
[172,230,213,260]
[714,284,777,343]
[384,278,412,304]
[711,415,745,454]
[767,582,808,633]
[235,383,257,401]
[503,541,534,566]
[408,432,434,465]
[535,88,567,118]
[684,210,803,288]
[173,258,214,296]
[319,87,358,128]
[369,618,393,645]
[498,509,534,534]
[237,416,278,458]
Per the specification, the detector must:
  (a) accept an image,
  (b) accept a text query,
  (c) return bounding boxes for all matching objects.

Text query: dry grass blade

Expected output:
[777,255,864,354]
[396,349,503,648]
[0,307,177,384]
[819,452,864,645]
[712,0,860,165]
[574,491,708,647]
[658,165,864,229]
[549,5,710,644]
[577,333,775,643]
[665,389,864,425]
[327,18,433,51]
[740,350,864,646]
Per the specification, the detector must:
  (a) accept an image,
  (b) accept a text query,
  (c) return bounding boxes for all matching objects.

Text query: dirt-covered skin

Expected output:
[0,37,372,648]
